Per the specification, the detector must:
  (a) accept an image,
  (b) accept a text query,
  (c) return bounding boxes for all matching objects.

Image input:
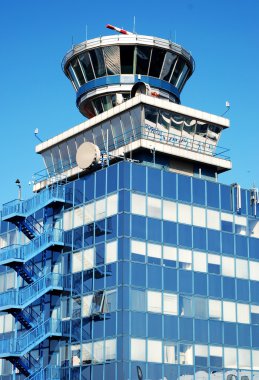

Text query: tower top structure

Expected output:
[62,32,195,118]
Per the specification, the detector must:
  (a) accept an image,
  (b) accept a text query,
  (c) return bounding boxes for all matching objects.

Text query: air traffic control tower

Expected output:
[1,26,259,380]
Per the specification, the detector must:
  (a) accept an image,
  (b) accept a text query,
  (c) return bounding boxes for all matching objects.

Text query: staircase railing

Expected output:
[27,364,61,380]
[0,273,63,310]
[0,318,61,357]
[0,229,64,265]
[2,185,65,220]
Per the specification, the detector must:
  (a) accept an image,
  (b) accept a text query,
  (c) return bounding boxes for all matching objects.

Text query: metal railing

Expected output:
[33,125,230,185]
[2,185,65,219]
[0,273,63,310]
[27,365,61,380]
[0,318,61,357]
[0,229,63,265]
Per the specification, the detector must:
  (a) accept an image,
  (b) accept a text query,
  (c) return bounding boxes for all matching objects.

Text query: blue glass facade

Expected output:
[1,161,259,379]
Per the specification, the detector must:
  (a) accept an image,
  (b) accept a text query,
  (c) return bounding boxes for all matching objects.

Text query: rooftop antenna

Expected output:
[133,16,136,34]
[34,128,43,142]
[71,35,74,49]
[221,100,230,116]
[85,24,88,41]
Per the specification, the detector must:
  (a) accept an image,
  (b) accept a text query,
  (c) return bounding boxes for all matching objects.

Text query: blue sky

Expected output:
[0,0,259,204]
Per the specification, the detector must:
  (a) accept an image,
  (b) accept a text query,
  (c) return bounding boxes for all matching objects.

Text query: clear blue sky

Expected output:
[0,0,259,204]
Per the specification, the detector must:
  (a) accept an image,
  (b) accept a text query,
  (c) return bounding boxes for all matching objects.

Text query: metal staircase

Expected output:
[0,318,62,376]
[0,185,69,378]
[0,273,63,313]
[0,229,64,266]
[2,185,65,223]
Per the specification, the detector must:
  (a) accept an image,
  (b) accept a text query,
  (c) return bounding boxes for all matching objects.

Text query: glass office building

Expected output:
[0,31,259,380]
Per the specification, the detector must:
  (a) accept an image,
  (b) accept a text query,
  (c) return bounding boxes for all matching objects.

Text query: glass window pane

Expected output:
[103,46,120,75]
[179,249,192,270]
[179,344,193,365]
[105,339,116,361]
[223,301,236,322]
[147,291,162,313]
[193,206,206,227]
[84,203,95,224]
[149,48,166,78]
[163,246,177,261]
[96,198,106,220]
[209,299,222,320]
[250,260,259,281]
[74,206,84,228]
[120,45,134,74]
[136,46,152,75]
[193,251,206,272]
[160,51,177,81]
[224,347,237,369]
[147,196,161,218]
[147,243,162,259]
[93,341,104,363]
[207,209,220,230]
[164,293,178,315]
[132,193,146,215]
[131,338,146,361]
[222,256,235,277]
[163,200,177,221]
[170,58,185,85]
[73,251,82,273]
[178,203,191,224]
[132,288,146,312]
[106,240,117,264]
[107,194,118,217]
[148,340,162,363]
[82,294,93,317]
[83,247,94,269]
[132,240,146,256]
[237,303,250,324]
[164,342,177,364]
[236,258,248,279]
[79,52,95,81]
[89,48,106,78]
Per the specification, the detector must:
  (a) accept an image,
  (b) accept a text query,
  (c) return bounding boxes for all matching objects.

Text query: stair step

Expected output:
[8,357,31,377]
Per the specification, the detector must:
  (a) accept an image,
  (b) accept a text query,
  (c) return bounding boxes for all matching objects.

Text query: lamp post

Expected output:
[15,179,22,200]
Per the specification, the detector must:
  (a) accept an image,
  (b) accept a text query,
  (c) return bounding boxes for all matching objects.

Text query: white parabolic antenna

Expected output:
[76,141,101,169]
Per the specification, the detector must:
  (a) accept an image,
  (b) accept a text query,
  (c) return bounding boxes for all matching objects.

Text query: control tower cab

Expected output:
[62,26,195,118]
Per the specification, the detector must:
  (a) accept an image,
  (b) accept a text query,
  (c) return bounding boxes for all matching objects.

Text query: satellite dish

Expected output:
[76,141,101,169]
[131,82,151,98]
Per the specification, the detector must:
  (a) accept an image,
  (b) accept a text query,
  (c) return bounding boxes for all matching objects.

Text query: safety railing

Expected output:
[27,365,60,380]
[2,185,65,220]
[0,273,63,310]
[0,318,61,357]
[0,229,64,265]
[33,125,230,185]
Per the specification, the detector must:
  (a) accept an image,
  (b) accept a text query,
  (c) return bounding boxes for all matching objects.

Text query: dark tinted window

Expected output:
[120,45,134,74]
[89,48,106,78]
[160,51,177,81]
[79,52,95,81]
[136,46,151,75]
[170,58,185,85]
[149,48,166,78]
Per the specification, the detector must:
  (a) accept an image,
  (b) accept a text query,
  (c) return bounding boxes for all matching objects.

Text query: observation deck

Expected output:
[62,34,195,118]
